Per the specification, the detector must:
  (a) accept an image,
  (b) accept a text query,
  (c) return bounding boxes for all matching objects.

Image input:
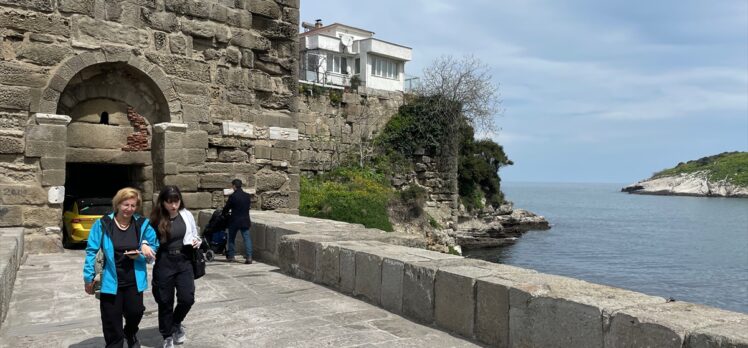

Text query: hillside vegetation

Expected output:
[652,151,748,187]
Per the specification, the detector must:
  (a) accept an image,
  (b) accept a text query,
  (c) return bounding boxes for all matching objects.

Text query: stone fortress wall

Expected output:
[296,89,459,224]
[0,0,302,252]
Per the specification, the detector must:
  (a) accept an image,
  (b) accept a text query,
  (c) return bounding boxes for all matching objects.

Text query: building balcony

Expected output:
[356,38,412,61]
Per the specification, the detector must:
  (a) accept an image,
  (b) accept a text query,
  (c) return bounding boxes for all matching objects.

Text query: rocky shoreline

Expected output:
[622,171,748,198]
[448,203,550,250]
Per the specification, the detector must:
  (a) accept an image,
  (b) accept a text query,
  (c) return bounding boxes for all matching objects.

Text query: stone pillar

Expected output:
[22,113,71,253]
[152,122,211,211]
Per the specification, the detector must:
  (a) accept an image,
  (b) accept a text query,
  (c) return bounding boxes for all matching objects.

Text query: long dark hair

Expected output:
[150,185,186,243]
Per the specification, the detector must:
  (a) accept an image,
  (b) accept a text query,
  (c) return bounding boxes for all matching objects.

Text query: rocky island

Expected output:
[622,152,748,198]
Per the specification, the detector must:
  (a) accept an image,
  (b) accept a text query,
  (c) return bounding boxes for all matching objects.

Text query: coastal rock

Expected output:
[451,206,550,250]
[622,171,748,198]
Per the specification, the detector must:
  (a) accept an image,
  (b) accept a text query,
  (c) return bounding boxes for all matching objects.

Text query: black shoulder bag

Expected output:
[192,247,206,279]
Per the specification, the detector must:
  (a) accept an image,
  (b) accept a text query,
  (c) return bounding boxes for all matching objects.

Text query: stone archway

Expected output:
[34,51,182,120]
[33,52,183,218]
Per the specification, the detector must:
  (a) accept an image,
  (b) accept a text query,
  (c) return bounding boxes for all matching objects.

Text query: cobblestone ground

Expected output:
[0,251,480,348]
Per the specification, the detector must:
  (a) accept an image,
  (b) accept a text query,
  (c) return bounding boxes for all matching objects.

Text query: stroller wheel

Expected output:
[205,249,215,262]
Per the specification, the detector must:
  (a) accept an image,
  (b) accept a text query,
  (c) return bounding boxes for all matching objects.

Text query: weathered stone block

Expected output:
[181,18,229,41]
[222,121,254,138]
[0,185,47,205]
[218,149,248,162]
[475,276,514,347]
[250,222,266,252]
[255,167,287,191]
[169,34,188,55]
[182,104,210,123]
[42,169,65,186]
[247,0,281,19]
[0,61,48,88]
[380,258,404,314]
[181,192,212,209]
[26,140,65,157]
[606,302,748,348]
[275,0,299,9]
[0,111,27,131]
[199,174,234,189]
[0,0,54,12]
[0,206,23,226]
[0,9,70,36]
[402,261,438,324]
[184,148,206,165]
[339,247,356,294]
[145,53,210,82]
[141,8,178,31]
[277,236,298,275]
[0,134,24,154]
[686,320,748,348]
[59,0,94,15]
[26,124,67,141]
[41,157,66,170]
[314,243,340,287]
[21,206,60,227]
[269,127,299,140]
[434,266,493,338]
[354,250,382,305]
[0,86,31,110]
[75,16,149,48]
[283,7,299,24]
[164,175,199,191]
[183,131,209,149]
[230,29,271,50]
[165,0,210,19]
[297,239,317,275]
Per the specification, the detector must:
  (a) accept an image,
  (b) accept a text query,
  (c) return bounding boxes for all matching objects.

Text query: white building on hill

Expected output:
[299,20,413,92]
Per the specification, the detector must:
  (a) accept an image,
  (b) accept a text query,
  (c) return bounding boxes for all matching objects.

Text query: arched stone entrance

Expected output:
[29,53,183,241]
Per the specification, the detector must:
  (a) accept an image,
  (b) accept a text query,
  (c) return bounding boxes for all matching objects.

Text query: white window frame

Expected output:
[326,53,347,74]
[370,55,398,80]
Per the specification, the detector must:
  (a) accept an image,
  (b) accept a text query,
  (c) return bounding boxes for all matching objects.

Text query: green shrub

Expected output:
[398,185,427,219]
[652,151,748,187]
[300,166,394,231]
[329,89,343,106]
[428,216,441,229]
[458,122,512,210]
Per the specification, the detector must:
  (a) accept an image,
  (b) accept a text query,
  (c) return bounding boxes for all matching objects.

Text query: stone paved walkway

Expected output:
[0,251,480,347]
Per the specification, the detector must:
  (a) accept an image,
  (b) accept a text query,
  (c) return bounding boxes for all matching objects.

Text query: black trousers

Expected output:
[153,252,195,339]
[99,285,144,348]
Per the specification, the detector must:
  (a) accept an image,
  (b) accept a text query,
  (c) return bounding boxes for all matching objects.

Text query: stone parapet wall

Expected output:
[220,210,748,348]
[0,227,24,330]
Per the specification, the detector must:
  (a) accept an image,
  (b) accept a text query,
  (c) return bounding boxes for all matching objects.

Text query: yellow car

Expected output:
[62,198,111,248]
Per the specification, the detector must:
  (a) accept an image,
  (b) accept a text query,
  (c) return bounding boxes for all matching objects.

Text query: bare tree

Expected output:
[416,54,501,133]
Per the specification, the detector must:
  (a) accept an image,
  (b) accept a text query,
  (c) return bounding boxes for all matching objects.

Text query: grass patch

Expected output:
[300,166,394,231]
[652,152,748,187]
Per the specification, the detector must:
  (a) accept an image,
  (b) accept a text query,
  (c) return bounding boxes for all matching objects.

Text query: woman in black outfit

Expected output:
[149,186,201,348]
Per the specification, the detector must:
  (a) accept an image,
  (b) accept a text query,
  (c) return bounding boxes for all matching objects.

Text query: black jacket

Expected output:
[222,188,251,230]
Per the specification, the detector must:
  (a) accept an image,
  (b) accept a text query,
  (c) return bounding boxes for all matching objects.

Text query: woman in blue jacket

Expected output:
[83,187,159,348]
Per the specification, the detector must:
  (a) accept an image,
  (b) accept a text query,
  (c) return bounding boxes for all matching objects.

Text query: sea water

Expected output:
[464,182,748,313]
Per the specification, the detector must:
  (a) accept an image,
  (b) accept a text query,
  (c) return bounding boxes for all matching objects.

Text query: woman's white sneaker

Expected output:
[173,324,186,344]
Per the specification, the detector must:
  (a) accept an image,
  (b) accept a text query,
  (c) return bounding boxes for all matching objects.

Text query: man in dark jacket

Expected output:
[222,179,252,264]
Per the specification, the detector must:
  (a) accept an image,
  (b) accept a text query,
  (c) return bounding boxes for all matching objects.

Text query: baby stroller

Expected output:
[200,209,227,262]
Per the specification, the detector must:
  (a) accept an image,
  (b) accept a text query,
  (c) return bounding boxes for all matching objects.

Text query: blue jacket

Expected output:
[83,213,160,294]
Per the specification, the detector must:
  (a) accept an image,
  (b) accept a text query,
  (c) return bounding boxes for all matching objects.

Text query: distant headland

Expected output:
[622,151,748,198]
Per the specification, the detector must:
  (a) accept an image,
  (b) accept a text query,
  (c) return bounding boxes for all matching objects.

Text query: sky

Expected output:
[299,0,748,184]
